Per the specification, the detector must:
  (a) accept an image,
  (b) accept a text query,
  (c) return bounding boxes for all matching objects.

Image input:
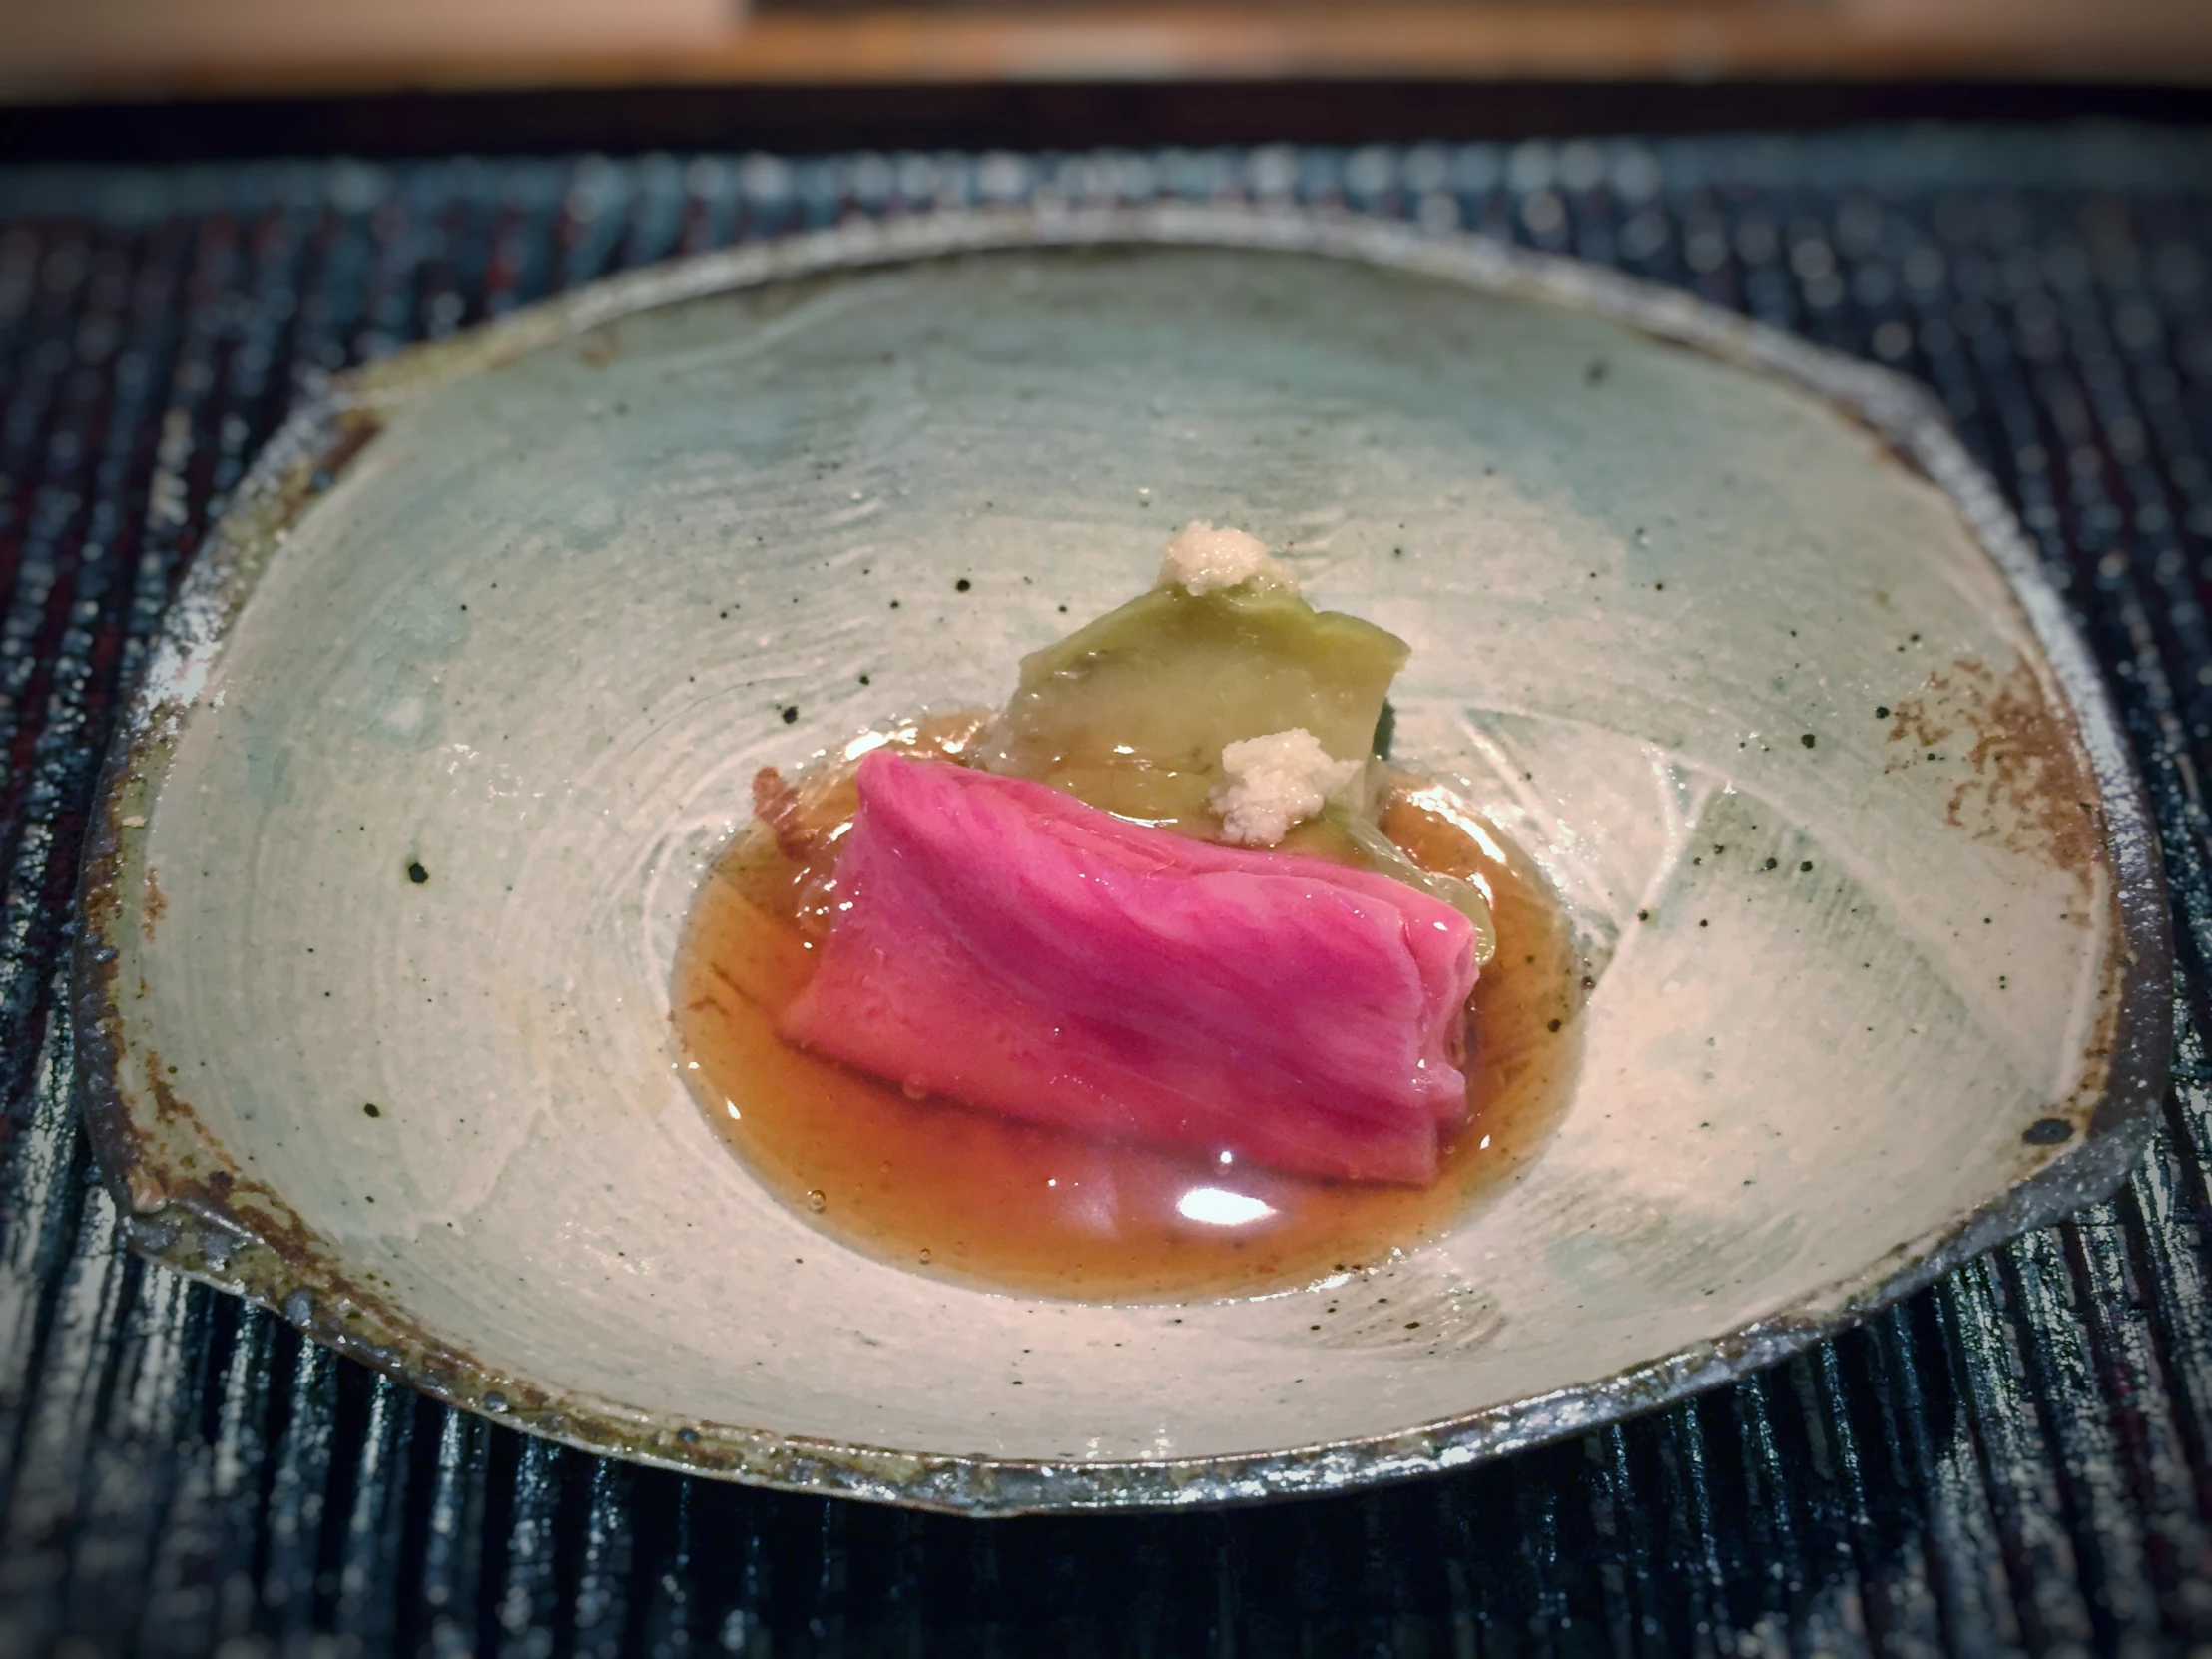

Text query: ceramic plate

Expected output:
[75,207,2168,1514]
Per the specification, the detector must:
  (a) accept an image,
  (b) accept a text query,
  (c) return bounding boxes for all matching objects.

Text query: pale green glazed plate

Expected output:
[75,207,2168,1514]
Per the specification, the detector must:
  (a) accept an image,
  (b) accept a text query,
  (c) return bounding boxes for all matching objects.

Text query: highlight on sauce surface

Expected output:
[672,523,1588,1301]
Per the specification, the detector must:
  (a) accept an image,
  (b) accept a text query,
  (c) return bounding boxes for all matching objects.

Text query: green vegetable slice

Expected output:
[976,579,1407,834]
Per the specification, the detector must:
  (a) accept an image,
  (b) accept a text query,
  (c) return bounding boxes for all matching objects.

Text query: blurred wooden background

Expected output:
[3,0,2209,104]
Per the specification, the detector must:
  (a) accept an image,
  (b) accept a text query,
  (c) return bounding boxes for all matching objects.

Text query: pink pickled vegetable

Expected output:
[779,751,1478,1184]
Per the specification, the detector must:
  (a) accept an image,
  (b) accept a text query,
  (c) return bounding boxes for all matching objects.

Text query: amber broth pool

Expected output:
[674,725,1586,1301]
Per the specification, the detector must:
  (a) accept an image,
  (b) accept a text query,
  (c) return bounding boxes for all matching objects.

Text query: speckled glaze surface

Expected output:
[74,206,2168,1515]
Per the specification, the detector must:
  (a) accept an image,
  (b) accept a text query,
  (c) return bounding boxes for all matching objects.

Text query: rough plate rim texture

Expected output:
[71,203,2172,1516]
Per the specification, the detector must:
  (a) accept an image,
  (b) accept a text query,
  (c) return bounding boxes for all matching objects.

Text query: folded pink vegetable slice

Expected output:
[779,751,1479,1184]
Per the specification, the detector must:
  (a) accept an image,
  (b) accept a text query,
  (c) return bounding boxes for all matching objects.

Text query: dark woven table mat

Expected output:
[2,127,2211,1656]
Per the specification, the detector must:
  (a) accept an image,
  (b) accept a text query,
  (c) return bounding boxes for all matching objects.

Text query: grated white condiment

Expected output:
[1211,728,1362,847]
[1157,521,1295,597]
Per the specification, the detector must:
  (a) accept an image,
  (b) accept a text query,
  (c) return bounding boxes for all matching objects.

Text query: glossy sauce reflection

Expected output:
[673,728,1586,1302]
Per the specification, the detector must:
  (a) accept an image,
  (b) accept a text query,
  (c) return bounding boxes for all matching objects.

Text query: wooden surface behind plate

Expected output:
[3,0,2210,102]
